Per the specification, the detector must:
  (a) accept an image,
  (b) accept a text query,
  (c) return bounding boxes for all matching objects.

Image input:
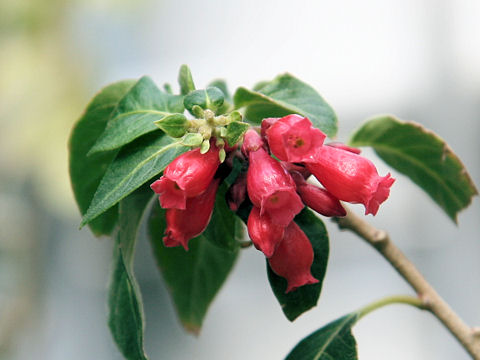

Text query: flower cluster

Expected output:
[151,114,394,292]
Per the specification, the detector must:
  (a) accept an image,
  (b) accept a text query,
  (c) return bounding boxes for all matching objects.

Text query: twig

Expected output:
[334,206,480,359]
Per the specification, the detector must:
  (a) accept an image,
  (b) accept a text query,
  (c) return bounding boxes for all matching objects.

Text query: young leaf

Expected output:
[349,115,478,222]
[89,76,184,154]
[148,202,239,334]
[285,313,359,360]
[208,79,232,103]
[154,113,188,138]
[184,87,225,112]
[178,64,196,95]
[225,121,250,147]
[233,73,338,138]
[202,183,244,252]
[81,133,188,227]
[267,208,329,321]
[108,187,153,360]
[69,80,135,236]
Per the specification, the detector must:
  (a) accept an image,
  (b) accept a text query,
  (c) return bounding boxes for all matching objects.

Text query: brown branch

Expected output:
[334,206,480,359]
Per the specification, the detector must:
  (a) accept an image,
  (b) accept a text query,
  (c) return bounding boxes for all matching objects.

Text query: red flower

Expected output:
[291,172,346,217]
[247,206,285,257]
[265,114,326,163]
[150,144,220,209]
[163,179,219,250]
[247,147,304,227]
[307,145,395,215]
[241,128,266,157]
[268,221,318,293]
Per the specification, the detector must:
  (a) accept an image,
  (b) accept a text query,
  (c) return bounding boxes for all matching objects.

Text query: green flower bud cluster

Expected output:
[154,85,249,162]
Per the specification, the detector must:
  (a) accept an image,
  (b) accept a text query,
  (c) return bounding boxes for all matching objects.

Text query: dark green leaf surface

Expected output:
[69,80,135,236]
[148,202,239,334]
[349,116,478,222]
[108,187,153,360]
[89,76,184,154]
[267,209,329,321]
[285,313,359,360]
[81,133,188,227]
[202,183,244,252]
[233,73,337,137]
[178,65,196,95]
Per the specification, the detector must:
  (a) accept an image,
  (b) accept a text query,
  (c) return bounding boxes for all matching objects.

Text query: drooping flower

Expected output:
[150,144,220,209]
[163,179,219,250]
[290,171,346,217]
[247,147,304,227]
[307,145,395,215]
[247,206,285,257]
[265,114,326,163]
[268,221,319,293]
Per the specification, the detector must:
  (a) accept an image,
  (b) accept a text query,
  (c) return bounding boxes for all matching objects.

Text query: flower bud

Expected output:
[247,148,304,226]
[307,145,395,215]
[241,129,266,157]
[247,207,285,257]
[268,221,319,293]
[260,117,279,138]
[293,174,346,217]
[150,144,220,209]
[265,114,326,163]
[163,179,219,250]
[226,171,247,211]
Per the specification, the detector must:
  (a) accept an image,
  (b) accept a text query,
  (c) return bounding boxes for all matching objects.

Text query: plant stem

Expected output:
[358,295,425,320]
[334,206,480,359]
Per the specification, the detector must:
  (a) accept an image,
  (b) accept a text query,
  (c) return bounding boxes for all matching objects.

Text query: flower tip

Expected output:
[365,173,395,216]
[285,275,319,293]
[163,230,189,250]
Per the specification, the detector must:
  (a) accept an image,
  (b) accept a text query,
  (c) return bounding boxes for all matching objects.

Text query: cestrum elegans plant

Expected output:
[69,65,479,359]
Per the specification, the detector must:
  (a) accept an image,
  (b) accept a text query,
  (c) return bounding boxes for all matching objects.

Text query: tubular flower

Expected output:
[163,179,219,250]
[265,114,326,163]
[150,144,220,209]
[247,147,304,227]
[247,206,285,258]
[291,172,346,217]
[307,145,395,215]
[268,221,319,293]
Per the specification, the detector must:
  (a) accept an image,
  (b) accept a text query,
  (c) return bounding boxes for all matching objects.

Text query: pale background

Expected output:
[1,0,479,359]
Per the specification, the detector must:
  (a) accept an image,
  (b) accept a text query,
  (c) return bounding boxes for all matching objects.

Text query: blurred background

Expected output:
[1,0,479,359]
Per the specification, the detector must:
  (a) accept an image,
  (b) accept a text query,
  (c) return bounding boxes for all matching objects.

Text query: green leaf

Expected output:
[208,79,232,114]
[233,73,338,137]
[225,121,249,147]
[202,183,244,252]
[69,80,136,236]
[81,133,188,227]
[349,115,478,222]
[285,313,359,360]
[148,202,239,334]
[154,113,188,138]
[178,64,196,95]
[184,87,225,112]
[267,208,329,321]
[182,133,204,147]
[89,76,184,154]
[108,187,153,360]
